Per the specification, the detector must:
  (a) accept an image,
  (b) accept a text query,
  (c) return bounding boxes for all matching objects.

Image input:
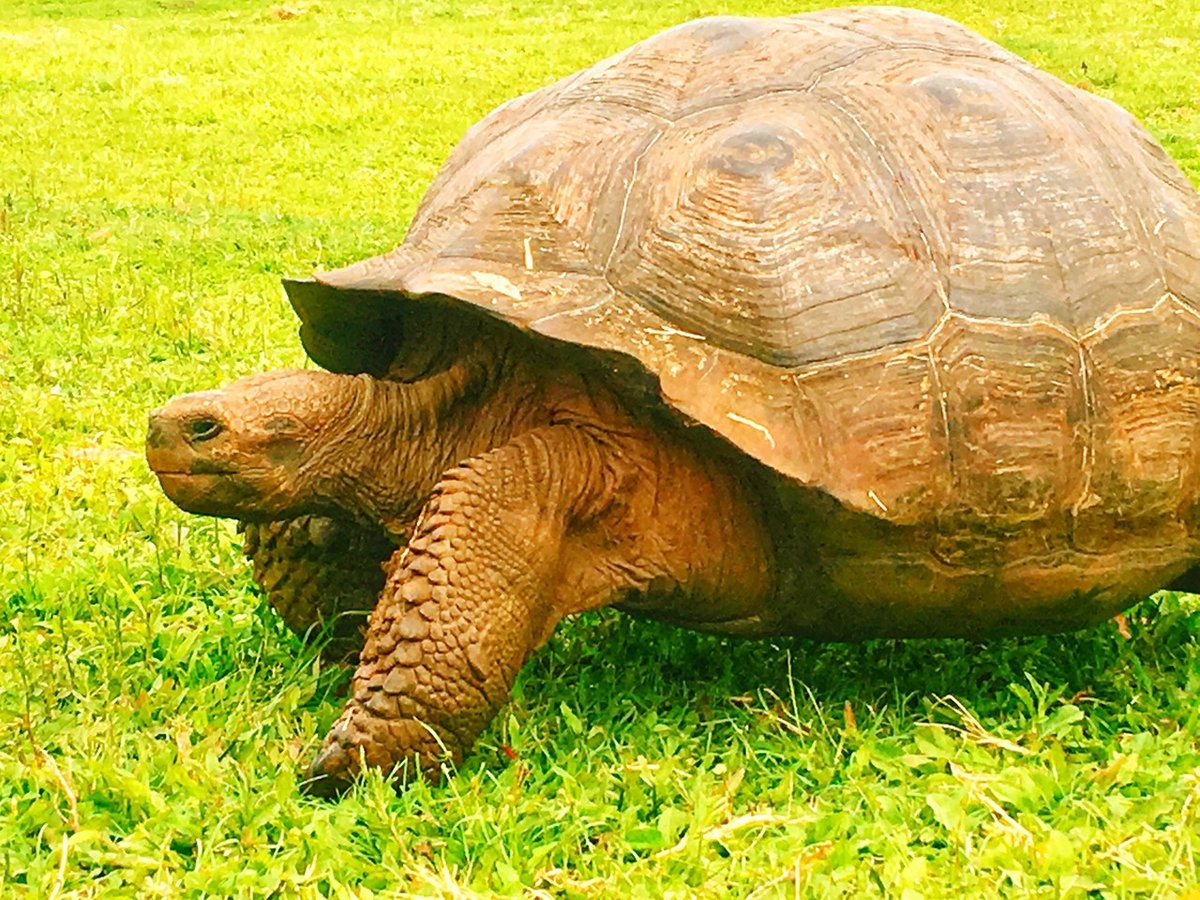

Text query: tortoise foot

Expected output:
[302,709,455,797]
[301,747,356,799]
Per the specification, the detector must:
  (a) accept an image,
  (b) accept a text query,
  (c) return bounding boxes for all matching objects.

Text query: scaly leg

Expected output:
[242,516,400,661]
[303,426,625,793]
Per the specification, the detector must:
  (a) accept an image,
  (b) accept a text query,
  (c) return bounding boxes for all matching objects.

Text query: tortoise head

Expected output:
[146,369,366,520]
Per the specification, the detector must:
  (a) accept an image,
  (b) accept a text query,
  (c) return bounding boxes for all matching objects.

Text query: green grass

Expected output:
[2,0,1199,895]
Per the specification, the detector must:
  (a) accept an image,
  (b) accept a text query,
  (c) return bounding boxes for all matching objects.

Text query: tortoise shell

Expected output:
[285,7,1200,567]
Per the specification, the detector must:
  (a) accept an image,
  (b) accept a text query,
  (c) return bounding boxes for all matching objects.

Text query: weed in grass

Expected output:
[1,0,1198,895]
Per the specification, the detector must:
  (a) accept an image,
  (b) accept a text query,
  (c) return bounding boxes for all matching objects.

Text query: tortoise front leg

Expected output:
[242,516,401,662]
[303,426,620,794]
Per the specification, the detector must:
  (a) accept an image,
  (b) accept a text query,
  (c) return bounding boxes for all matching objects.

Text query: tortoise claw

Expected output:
[301,743,356,799]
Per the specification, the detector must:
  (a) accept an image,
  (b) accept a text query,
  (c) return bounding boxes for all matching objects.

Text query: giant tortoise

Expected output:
[146,7,1200,794]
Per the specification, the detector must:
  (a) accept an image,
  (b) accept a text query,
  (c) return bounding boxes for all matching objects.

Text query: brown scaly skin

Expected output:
[242,516,399,662]
[146,332,776,794]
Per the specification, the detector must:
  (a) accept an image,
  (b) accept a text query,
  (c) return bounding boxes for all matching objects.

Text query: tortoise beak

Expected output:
[146,394,246,516]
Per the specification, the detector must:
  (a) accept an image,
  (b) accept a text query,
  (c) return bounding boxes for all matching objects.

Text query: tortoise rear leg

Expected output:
[242,516,401,661]
[302,425,637,793]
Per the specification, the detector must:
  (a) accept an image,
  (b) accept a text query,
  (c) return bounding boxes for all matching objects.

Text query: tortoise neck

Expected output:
[327,341,538,531]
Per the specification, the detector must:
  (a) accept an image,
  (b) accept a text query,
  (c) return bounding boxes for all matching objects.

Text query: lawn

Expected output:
[1,0,1199,895]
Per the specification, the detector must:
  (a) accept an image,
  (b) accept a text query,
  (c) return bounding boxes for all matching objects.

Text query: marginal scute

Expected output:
[1081,300,1200,525]
[786,349,947,524]
[932,318,1087,524]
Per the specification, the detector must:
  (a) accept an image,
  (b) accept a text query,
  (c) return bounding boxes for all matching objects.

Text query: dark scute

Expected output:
[912,71,1008,112]
[682,16,775,57]
[709,124,796,178]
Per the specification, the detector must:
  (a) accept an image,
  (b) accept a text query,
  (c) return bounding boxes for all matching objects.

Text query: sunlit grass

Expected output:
[2,0,1198,894]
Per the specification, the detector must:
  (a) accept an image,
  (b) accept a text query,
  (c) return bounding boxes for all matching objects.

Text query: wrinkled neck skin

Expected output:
[312,341,537,534]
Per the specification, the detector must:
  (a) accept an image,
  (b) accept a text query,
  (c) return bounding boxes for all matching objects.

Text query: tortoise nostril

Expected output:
[146,414,174,449]
[187,416,223,443]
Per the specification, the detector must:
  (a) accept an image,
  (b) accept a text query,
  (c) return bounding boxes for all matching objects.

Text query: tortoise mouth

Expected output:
[153,471,264,519]
[145,435,238,479]
[150,462,237,477]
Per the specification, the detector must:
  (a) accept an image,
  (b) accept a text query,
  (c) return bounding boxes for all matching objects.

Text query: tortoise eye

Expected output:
[187,416,223,442]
